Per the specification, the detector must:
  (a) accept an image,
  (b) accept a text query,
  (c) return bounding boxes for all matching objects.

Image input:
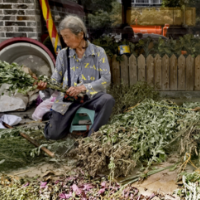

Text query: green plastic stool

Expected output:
[70,107,95,133]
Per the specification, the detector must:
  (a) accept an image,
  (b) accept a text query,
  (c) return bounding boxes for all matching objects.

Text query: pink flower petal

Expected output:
[22,182,29,187]
[101,181,107,187]
[149,193,155,199]
[98,188,105,194]
[83,184,93,191]
[72,184,82,195]
[40,181,47,188]
[65,176,75,181]
[59,192,72,199]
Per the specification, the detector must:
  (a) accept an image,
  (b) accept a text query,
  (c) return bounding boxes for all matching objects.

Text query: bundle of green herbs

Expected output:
[0,126,46,172]
[0,61,66,95]
[0,124,76,172]
[70,99,200,177]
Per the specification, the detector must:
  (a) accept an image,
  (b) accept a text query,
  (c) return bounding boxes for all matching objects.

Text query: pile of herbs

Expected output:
[0,125,75,172]
[0,61,66,95]
[70,99,200,177]
[0,126,46,172]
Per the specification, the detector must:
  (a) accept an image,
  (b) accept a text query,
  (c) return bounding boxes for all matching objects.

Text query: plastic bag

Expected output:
[0,114,22,129]
[32,96,56,121]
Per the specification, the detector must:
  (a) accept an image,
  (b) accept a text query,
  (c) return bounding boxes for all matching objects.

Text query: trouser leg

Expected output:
[83,93,115,136]
[44,103,81,140]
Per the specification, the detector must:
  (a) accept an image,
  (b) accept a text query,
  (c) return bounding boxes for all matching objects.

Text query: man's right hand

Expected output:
[37,81,47,90]
[32,74,47,90]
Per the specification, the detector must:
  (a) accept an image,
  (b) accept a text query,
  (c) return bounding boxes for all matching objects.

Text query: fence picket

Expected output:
[186,55,194,91]
[111,55,120,85]
[195,55,200,90]
[178,55,186,90]
[129,54,137,86]
[107,55,113,82]
[138,54,145,81]
[162,54,170,90]
[146,55,154,86]
[154,54,162,90]
[170,54,177,90]
[120,55,129,85]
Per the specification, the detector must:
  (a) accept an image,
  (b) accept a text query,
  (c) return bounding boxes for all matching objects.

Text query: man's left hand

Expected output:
[67,85,86,97]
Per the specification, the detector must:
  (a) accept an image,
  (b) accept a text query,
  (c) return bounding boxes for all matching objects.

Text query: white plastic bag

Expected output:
[0,114,22,129]
[32,96,56,121]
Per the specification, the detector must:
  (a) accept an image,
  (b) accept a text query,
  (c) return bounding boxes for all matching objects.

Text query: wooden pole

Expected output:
[3,122,55,158]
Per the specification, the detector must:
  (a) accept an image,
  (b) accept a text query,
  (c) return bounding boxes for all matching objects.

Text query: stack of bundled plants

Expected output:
[0,125,76,172]
[0,61,67,95]
[70,99,200,177]
[0,126,46,172]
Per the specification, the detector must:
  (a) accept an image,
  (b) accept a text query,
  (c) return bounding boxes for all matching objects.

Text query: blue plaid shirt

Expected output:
[51,41,111,115]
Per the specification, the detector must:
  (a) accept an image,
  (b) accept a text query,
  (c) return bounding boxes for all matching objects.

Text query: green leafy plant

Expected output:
[93,36,135,61]
[70,99,200,177]
[93,34,200,59]
[0,61,74,95]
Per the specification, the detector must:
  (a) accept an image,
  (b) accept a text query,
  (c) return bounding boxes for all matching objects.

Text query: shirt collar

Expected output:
[68,41,96,58]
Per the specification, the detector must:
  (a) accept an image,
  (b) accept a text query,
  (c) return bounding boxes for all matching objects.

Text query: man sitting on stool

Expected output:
[37,15,115,140]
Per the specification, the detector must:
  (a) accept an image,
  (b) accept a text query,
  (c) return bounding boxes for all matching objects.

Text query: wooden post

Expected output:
[154,54,162,90]
[195,55,200,90]
[178,54,186,90]
[146,55,154,86]
[170,54,178,90]
[161,54,170,90]
[120,55,129,85]
[138,54,146,81]
[129,54,137,86]
[186,55,194,91]
[112,54,121,85]
[107,55,113,83]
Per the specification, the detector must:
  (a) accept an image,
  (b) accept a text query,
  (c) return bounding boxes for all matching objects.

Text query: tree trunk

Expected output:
[121,0,132,25]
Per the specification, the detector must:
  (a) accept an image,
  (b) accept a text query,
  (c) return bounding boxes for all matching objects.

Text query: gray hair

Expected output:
[59,15,87,36]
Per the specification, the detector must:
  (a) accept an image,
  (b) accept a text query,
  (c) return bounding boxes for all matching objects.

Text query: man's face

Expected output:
[60,29,83,49]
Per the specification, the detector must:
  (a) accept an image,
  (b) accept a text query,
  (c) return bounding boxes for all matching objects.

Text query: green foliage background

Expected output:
[93,34,200,59]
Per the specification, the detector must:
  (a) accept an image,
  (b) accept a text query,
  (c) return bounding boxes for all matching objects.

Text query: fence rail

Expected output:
[108,54,200,91]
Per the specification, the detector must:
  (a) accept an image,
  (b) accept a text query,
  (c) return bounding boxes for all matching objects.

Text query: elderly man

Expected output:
[37,15,115,140]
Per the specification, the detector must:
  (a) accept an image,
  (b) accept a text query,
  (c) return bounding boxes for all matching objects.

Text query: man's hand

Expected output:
[67,85,86,97]
[32,74,47,90]
[37,81,47,90]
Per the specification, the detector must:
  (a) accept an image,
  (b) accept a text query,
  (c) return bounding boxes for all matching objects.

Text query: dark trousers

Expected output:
[44,92,115,140]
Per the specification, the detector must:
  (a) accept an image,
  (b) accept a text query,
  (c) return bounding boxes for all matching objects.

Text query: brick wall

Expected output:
[0,0,84,44]
[0,0,44,43]
[49,0,85,28]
